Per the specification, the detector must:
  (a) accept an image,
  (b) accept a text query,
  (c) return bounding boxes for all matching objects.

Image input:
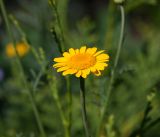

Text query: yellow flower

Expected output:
[6,42,30,58]
[53,46,109,78]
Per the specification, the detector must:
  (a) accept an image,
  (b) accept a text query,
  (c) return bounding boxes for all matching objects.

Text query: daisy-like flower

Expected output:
[6,42,30,58]
[53,46,109,78]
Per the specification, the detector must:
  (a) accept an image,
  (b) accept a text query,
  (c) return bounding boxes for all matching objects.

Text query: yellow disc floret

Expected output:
[68,53,96,70]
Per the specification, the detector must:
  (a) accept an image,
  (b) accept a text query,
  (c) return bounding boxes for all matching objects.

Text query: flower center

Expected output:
[68,53,96,70]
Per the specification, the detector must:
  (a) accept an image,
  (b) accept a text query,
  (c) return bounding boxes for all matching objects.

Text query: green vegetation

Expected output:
[0,0,160,137]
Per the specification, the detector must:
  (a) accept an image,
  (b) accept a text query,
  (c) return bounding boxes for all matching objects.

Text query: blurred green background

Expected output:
[0,0,160,137]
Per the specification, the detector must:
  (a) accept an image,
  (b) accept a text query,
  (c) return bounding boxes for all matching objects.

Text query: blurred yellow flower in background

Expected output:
[6,42,30,58]
[53,46,109,78]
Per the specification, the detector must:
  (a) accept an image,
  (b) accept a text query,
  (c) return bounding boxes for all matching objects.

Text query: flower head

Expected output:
[6,42,30,58]
[53,46,109,78]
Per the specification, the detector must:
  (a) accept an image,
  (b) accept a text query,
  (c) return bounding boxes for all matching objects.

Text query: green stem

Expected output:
[104,0,115,49]
[50,1,72,136]
[140,102,152,129]
[28,90,47,137]
[55,97,69,137]
[50,79,69,137]
[97,5,125,137]
[143,117,160,133]
[66,76,72,135]
[0,0,16,50]
[104,4,125,115]
[80,77,91,137]
[9,14,28,43]
[129,101,152,137]
[59,0,69,33]
[0,1,46,137]
[33,67,46,92]
[9,14,47,137]
[50,0,65,53]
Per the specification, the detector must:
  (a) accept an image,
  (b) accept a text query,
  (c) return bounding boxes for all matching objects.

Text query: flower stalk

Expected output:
[66,76,72,135]
[97,4,125,136]
[0,1,46,137]
[49,0,65,53]
[52,90,70,137]
[105,5,125,109]
[48,75,70,137]
[80,77,91,137]
[50,1,72,136]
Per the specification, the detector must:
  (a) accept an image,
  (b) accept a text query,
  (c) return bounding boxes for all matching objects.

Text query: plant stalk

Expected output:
[28,90,47,137]
[55,95,70,137]
[80,77,91,137]
[49,77,70,137]
[50,1,72,136]
[66,76,72,136]
[97,5,125,137]
[0,1,46,137]
[50,0,65,53]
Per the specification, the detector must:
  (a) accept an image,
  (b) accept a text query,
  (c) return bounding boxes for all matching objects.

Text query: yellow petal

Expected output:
[96,54,109,60]
[63,52,70,57]
[75,49,79,54]
[76,70,81,77]
[54,57,67,62]
[90,67,96,72]
[94,50,105,56]
[69,48,75,55]
[57,66,69,72]
[95,63,108,70]
[97,59,109,63]
[87,47,97,55]
[93,70,101,76]
[81,69,90,78]
[96,63,108,67]
[62,69,77,76]
[80,46,86,53]
[16,43,29,57]
[82,69,90,75]
[6,43,16,57]
[53,62,66,68]
[86,48,92,53]
[82,73,87,78]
